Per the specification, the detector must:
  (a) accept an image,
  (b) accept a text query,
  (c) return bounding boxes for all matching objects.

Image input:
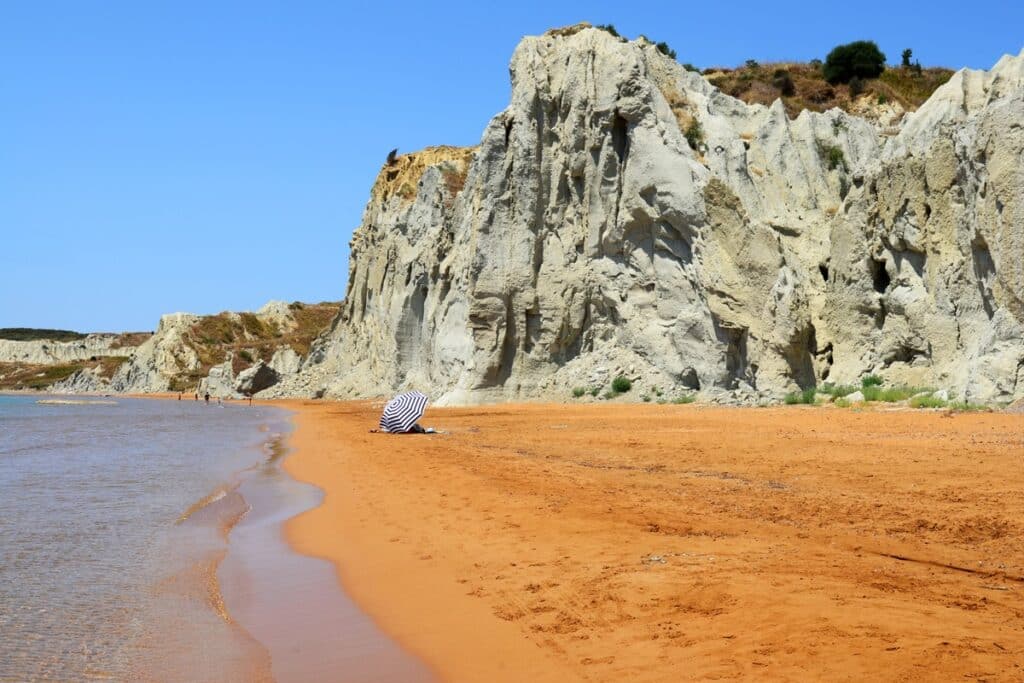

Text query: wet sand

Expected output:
[281,400,1024,681]
[218,432,433,683]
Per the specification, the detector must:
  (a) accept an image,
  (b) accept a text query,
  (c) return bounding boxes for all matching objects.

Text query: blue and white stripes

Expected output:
[379,391,428,433]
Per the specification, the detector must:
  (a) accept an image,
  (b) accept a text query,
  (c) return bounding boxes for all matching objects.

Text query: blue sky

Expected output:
[2,1,1021,331]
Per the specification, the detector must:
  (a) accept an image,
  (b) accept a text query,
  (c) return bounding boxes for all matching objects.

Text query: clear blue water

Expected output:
[0,394,290,681]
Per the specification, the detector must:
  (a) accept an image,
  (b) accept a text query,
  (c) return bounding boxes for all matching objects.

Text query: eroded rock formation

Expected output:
[276,26,1022,405]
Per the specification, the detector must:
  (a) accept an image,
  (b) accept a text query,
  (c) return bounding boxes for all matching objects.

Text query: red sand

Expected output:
[280,400,1024,681]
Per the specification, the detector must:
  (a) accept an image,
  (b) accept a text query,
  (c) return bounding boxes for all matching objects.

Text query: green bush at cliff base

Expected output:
[862,385,932,402]
[611,376,632,393]
[909,394,947,409]
[949,401,989,412]
[784,387,817,404]
[819,384,859,398]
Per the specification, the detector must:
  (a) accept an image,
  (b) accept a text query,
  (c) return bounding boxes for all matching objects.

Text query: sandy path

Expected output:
[281,401,1024,681]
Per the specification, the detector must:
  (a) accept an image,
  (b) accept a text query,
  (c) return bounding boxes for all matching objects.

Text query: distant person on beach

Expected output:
[248,395,253,406]
[177,393,181,401]
[204,392,210,404]
[194,392,198,401]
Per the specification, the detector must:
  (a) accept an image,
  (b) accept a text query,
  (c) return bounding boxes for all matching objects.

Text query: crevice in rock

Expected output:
[438,274,451,305]
[818,262,830,282]
[497,298,517,385]
[875,300,888,329]
[817,341,835,381]
[783,324,817,390]
[504,118,514,148]
[556,172,571,204]
[713,318,753,389]
[870,257,891,293]
[524,308,542,353]
[972,234,996,319]
[396,279,427,370]
[882,343,930,367]
[680,367,701,390]
[611,113,630,165]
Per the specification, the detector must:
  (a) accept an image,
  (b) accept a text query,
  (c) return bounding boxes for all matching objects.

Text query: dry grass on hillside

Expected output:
[170,302,341,391]
[0,355,132,391]
[704,62,954,118]
[372,145,476,204]
[109,332,153,349]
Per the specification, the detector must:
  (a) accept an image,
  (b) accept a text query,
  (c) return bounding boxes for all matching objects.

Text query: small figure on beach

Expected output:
[204,392,210,404]
[248,395,253,406]
[194,392,198,401]
[177,392,181,401]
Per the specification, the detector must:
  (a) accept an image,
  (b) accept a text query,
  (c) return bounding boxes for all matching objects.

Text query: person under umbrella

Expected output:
[377,390,435,433]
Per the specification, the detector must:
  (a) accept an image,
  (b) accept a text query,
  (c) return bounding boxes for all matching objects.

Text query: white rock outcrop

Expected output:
[0,334,143,365]
[288,27,1022,405]
[234,361,280,395]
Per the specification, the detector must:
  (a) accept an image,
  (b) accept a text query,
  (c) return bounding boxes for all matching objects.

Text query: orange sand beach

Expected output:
[279,400,1024,681]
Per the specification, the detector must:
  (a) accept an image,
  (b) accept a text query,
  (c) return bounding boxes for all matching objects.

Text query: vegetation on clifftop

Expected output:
[704,60,953,118]
[174,302,341,389]
[0,328,87,342]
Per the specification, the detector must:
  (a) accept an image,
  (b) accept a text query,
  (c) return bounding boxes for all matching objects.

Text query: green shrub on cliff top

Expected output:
[823,40,886,84]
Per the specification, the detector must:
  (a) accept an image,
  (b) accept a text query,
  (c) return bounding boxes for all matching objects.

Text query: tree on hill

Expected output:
[823,41,886,84]
[901,48,913,68]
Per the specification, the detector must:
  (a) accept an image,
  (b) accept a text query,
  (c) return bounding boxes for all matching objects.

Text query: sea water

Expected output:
[0,394,434,683]
[0,395,289,681]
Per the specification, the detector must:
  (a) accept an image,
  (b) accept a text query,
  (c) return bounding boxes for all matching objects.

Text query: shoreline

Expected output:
[217,403,433,682]
[278,399,1024,681]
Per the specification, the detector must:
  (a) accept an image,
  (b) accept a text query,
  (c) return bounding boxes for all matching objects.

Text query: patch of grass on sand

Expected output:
[834,397,852,408]
[672,394,696,404]
[949,401,990,412]
[589,387,600,397]
[862,385,931,402]
[819,384,859,398]
[572,387,586,398]
[909,394,947,409]
[861,374,883,388]
[784,387,818,404]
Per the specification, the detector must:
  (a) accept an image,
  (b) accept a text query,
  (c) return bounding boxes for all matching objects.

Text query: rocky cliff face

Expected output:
[0,334,145,365]
[281,26,1023,405]
[47,301,339,396]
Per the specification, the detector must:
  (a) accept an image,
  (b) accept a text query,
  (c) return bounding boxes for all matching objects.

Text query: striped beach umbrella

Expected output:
[379,391,428,433]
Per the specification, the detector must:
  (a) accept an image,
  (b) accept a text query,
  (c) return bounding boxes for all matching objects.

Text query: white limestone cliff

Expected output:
[276,27,1021,405]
